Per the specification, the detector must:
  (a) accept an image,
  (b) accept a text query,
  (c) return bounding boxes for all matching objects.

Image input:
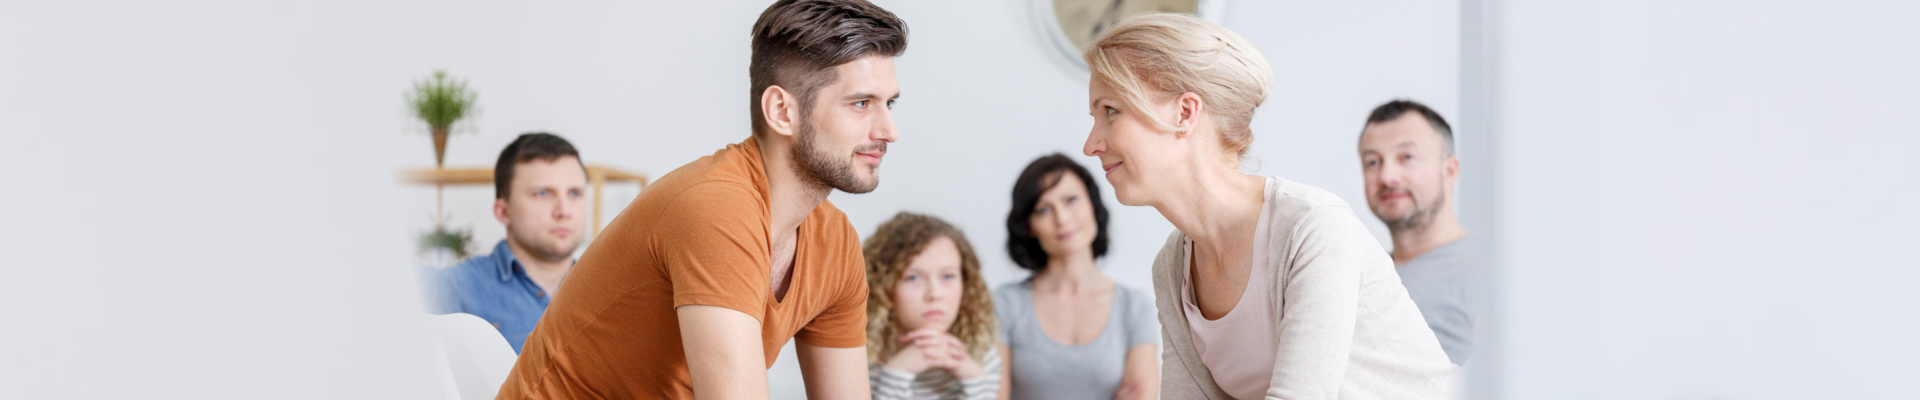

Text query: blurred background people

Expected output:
[864,212,1007,400]
[995,154,1159,400]
[1358,99,1474,365]
[1080,15,1455,399]
[422,132,587,354]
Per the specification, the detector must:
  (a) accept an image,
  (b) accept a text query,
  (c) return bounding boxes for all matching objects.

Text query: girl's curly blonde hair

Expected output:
[862,212,997,364]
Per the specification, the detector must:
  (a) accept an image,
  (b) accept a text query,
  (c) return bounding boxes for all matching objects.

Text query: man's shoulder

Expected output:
[800,200,860,249]
[615,147,769,235]
[807,200,853,229]
[1404,238,1474,275]
[650,152,762,201]
[448,250,507,280]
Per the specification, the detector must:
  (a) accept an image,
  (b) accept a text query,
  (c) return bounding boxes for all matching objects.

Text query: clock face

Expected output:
[1050,0,1200,52]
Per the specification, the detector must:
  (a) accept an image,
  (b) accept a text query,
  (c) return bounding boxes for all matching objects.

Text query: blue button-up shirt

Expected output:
[422,240,558,354]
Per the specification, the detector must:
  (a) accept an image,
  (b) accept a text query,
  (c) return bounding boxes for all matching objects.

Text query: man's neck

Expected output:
[756,136,828,301]
[1388,210,1467,265]
[756,137,831,240]
[506,239,572,295]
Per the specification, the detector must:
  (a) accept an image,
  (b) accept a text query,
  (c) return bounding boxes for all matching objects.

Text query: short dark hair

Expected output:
[1006,154,1111,273]
[1365,99,1455,155]
[494,132,582,200]
[748,0,908,137]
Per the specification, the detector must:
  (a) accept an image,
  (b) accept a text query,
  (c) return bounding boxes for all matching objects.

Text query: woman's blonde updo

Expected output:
[1084,13,1273,157]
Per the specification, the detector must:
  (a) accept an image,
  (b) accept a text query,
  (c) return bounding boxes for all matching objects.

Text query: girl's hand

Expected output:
[899,328,983,380]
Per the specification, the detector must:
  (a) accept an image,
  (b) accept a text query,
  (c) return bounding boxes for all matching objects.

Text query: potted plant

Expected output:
[406,70,478,168]
[406,70,479,263]
[419,225,473,266]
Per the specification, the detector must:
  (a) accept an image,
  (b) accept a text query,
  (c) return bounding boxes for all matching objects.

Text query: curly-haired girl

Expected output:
[863,212,1006,400]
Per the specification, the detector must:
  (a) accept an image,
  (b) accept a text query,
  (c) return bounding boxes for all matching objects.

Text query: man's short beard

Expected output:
[1383,188,1446,233]
[507,224,579,263]
[791,118,881,194]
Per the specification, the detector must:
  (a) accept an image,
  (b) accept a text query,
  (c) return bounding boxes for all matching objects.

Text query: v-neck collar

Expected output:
[769,213,809,308]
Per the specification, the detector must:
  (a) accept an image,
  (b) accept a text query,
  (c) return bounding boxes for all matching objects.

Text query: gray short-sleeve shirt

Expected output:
[993,281,1159,400]
[1396,237,1475,365]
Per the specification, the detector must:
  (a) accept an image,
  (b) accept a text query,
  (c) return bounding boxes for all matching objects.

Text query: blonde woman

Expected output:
[1080,14,1458,399]
[864,212,1009,400]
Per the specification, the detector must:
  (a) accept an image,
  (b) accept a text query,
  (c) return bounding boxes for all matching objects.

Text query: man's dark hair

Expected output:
[1006,154,1111,273]
[1365,99,1455,155]
[748,0,908,137]
[494,132,583,200]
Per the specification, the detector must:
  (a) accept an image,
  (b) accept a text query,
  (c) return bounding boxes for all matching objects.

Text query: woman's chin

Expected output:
[1113,187,1146,207]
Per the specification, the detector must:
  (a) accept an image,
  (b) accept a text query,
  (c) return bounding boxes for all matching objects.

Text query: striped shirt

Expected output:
[868,347,1001,400]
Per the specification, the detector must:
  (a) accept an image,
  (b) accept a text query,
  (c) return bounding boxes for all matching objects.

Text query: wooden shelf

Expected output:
[400,165,650,236]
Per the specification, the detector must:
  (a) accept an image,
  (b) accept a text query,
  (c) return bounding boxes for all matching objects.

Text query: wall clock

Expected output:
[1035,0,1228,69]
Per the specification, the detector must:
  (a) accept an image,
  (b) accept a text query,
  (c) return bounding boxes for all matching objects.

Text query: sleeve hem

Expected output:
[794,335,867,349]
[669,301,765,325]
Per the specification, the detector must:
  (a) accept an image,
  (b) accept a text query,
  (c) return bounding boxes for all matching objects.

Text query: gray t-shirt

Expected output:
[1396,237,1475,365]
[993,280,1159,400]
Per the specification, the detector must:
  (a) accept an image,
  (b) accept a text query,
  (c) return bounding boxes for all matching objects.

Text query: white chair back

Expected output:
[429,313,518,400]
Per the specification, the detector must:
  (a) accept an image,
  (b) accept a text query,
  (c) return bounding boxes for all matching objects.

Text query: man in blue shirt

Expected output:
[424,132,588,353]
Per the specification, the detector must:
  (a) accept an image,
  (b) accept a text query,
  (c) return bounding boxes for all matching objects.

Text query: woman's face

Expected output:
[1082,80,1187,206]
[891,236,964,332]
[1028,172,1099,258]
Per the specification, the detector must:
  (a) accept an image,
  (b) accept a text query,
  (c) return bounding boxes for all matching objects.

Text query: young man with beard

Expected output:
[1357,100,1475,365]
[495,1,906,398]
[422,132,588,355]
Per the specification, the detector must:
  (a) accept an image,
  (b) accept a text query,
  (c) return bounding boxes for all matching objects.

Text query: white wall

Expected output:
[0,1,442,399]
[1,0,1456,398]
[1492,1,1920,399]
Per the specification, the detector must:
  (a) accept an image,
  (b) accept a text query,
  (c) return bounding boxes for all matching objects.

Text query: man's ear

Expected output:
[761,85,800,138]
[1444,154,1461,183]
[493,198,511,226]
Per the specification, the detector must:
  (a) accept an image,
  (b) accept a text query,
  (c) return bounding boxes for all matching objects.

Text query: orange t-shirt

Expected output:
[496,137,869,399]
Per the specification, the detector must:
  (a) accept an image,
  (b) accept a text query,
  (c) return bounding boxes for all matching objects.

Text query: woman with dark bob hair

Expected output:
[992,153,1160,400]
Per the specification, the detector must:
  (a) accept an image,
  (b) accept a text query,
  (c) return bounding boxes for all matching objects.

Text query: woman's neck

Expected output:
[1032,249,1107,294]
[1152,162,1266,266]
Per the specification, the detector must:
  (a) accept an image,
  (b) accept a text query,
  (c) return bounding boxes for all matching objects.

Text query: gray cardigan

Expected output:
[1153,177,1458,400]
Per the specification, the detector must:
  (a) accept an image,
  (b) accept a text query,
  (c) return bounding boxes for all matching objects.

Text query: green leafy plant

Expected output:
[418,225,473,260]
[406,70,478,167]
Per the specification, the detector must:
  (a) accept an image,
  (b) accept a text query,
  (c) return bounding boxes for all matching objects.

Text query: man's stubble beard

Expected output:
[791,118,883,194]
